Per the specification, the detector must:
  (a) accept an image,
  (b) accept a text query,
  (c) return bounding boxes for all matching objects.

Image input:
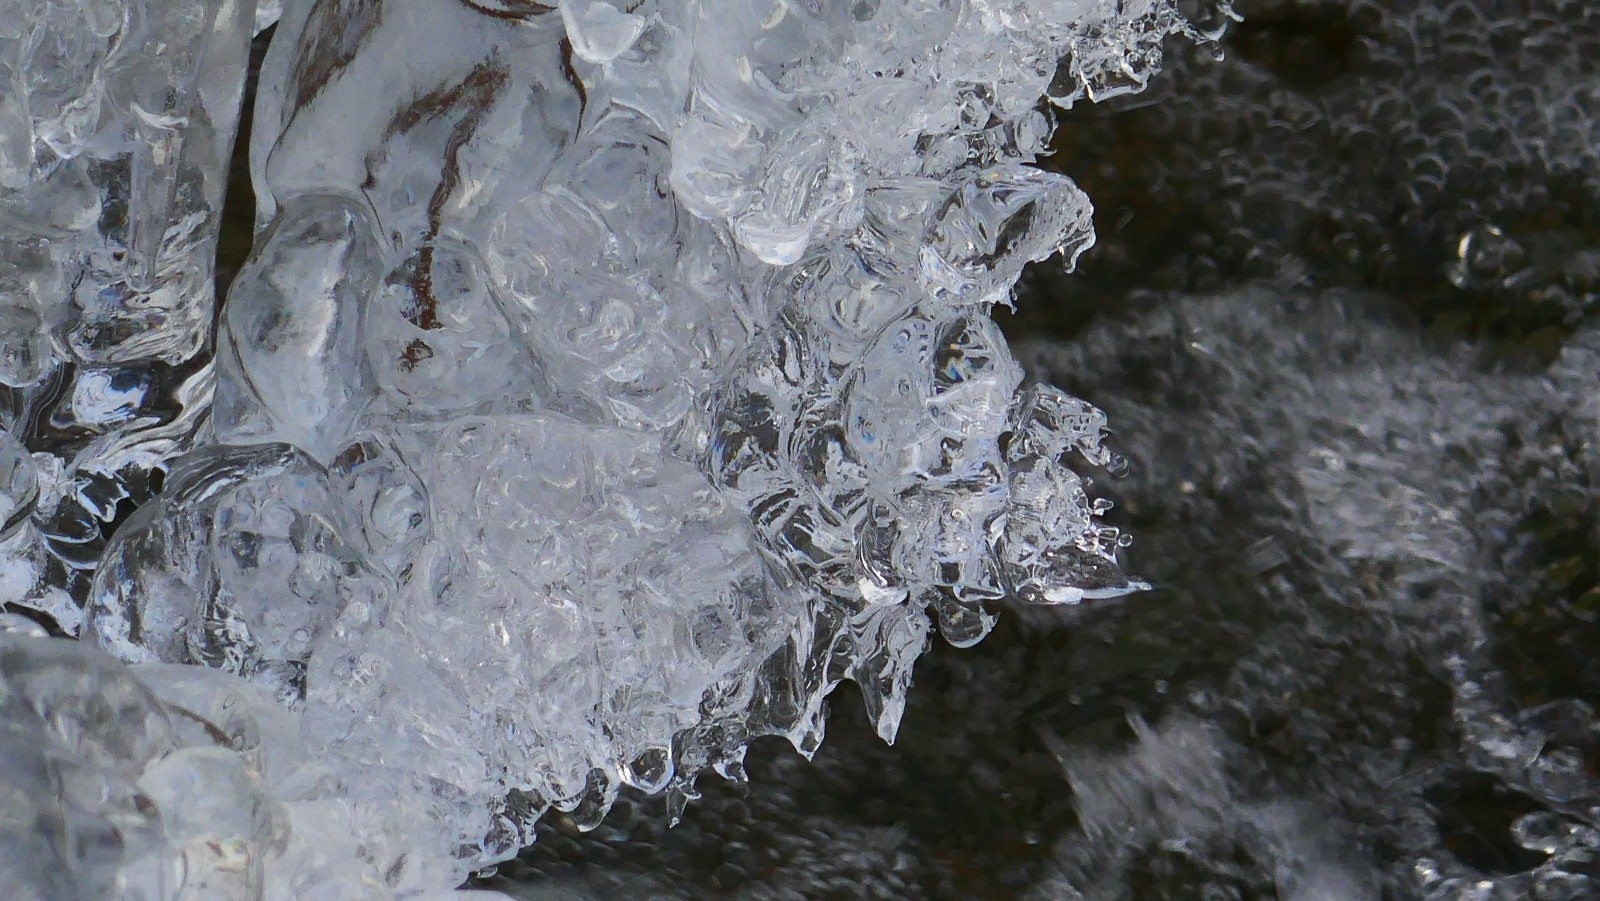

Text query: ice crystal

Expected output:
[0,0,1223,894]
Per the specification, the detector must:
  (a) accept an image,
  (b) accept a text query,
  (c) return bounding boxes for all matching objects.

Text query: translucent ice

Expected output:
[0,0,1227,893]
[1,0,255,619]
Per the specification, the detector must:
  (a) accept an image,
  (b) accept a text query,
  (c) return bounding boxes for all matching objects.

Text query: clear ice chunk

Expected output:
[1,0,256,620]
[86,441,385,705]
[213,193,384,463]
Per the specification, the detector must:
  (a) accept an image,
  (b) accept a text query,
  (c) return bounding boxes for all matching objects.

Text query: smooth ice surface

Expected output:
[0,0,1227,895]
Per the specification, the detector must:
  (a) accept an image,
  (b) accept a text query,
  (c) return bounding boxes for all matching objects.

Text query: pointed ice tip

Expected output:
[860,687,905,745]
[1037,578,1150,605]
[875,714,903,745]
[666,785,694,827]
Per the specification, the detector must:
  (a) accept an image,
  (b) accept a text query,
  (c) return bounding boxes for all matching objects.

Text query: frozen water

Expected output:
[1,0,252,619]
[0,0,1224,894]
[457,2,1600,896]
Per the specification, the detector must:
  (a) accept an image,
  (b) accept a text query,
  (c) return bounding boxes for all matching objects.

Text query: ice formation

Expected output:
[0,0,1224,895]
[0,0,252,631]
[463,1,1600,896]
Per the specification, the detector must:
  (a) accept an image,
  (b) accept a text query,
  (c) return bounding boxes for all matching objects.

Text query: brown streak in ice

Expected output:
[375,62,510,332]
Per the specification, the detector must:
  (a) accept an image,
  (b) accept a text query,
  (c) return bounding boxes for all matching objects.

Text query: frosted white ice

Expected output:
[0,0,1224,895]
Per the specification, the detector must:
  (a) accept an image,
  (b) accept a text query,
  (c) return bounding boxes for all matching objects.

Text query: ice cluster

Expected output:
[0,0,1222,895]
[476,1,1600,897]
[0,0,252,631]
